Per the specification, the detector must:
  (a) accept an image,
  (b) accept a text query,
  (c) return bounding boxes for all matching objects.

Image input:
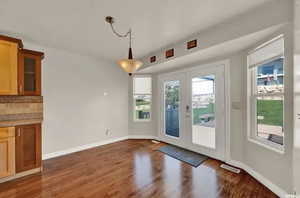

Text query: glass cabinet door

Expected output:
[18,49,43,96]
[24,57,37,92]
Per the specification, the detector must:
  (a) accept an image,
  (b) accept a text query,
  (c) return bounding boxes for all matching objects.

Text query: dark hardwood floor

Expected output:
[0,139,277,198]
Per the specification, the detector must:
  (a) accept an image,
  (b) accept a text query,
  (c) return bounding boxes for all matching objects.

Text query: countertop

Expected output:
[0,119,43,127]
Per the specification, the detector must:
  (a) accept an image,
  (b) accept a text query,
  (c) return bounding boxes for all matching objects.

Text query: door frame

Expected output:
[157,59,231,162]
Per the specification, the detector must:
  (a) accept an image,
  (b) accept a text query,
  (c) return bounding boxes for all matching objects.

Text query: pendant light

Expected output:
[105,16,143,76]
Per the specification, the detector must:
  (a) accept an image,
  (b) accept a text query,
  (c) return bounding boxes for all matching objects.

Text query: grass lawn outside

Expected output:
[257,99,283,126]
[193,103,214,124]
[192,100,283,127]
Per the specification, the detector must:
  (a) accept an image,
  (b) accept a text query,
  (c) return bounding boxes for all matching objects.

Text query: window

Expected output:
[248,36,284,151]
[133,76,152,121]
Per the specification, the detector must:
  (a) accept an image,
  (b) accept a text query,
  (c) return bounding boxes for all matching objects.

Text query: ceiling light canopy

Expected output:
[105,16,143,76]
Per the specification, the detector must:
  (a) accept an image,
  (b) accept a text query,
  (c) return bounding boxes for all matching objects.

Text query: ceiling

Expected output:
[137,25,283,74]
[0,0,272,61]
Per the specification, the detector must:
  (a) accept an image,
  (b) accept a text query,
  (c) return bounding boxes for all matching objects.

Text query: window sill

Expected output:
[133,119,152,123]
[247,137,284,154]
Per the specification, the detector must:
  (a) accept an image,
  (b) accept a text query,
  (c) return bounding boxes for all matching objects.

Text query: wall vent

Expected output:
[187,39,197,49]
[165,49,174,58]
[220,164,241,174]
[150,56,156,63]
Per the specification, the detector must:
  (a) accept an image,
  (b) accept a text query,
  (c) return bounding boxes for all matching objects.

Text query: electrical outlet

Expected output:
[105,129,110,136]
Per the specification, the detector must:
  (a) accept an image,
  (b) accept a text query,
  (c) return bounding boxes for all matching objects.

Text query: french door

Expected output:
[158,63,226,161]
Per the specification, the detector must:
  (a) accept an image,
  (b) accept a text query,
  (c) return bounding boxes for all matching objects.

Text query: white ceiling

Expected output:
[0,0,272,61]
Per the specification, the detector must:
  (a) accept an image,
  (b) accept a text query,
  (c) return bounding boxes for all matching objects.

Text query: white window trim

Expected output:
[247,36,285,154]
[133,75,152,122]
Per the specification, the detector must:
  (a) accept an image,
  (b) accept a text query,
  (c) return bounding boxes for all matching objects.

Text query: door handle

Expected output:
[186,105,191,118]
[19,85,23,93]
[186,105,190,112]
[18,128,21,137]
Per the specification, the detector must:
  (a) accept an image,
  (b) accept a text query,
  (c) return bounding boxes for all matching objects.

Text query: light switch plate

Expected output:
[232,101,241,110]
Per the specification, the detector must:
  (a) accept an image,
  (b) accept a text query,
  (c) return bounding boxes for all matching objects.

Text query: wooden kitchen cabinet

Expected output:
[15,124,41,173]
[18,49,43,96]
[0,35,44,96]
[0,127,15,179]
[0,37,19,95]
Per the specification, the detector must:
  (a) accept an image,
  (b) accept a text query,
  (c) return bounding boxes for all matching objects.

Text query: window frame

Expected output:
[133,75,152,122]
[247,35,285,153]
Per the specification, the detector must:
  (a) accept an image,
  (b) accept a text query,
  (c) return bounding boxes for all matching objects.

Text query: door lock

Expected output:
[186,105,190,112]
[186,105,191,118]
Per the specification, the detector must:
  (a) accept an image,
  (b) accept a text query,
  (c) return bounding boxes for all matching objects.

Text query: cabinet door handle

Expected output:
[19,85,23,93]
[18,128,21,137]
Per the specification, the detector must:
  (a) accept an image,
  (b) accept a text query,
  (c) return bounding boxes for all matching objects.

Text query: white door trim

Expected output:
[157,59,231,162]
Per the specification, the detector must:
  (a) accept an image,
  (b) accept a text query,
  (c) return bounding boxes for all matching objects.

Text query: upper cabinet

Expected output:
[0,37,20,95]
[0,35,44,96]
[18,49,43,96]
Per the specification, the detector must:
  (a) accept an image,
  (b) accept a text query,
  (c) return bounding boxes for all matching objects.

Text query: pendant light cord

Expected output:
[109,23,132,48]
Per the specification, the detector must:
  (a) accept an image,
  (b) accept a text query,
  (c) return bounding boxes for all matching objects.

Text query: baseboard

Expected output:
[127,135,158,140]
[42,135,159,160]
[227,160,288,197]
[42,136,129,160]
[0,167,41,184]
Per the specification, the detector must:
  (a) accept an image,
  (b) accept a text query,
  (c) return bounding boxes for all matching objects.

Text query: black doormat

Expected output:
[157,145,208,167]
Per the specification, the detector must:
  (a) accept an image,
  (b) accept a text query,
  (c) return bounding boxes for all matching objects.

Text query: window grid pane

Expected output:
[248,36,284,67]
[256,96,284,145]
[256,57,284,95]
[252,58,284,146]
[134,95,151,121]
[133,76,152,121]
[133,77,152,95]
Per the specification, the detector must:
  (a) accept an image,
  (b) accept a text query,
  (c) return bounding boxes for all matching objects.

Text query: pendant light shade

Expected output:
[117,59,143,74]
[105,16,143,75]
[117,47,143,74]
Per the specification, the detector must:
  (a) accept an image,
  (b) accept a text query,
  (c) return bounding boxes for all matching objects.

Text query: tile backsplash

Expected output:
[0,96,43,122]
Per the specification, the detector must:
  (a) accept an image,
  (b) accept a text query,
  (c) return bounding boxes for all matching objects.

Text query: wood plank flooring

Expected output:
[0,139,277,198]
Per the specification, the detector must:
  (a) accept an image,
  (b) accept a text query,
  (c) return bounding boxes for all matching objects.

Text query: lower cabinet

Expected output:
[0,127,15,178]
[0,123,42,181]
[15,124,41,173]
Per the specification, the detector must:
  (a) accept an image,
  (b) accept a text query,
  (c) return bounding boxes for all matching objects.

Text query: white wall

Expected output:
[23,41,129,156]
[294,0,300,194]
[228,54,244,163]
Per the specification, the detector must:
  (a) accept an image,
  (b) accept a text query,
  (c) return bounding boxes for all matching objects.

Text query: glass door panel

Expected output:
[164,80,180,138]
[192,75,216,148]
